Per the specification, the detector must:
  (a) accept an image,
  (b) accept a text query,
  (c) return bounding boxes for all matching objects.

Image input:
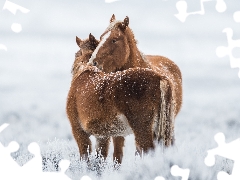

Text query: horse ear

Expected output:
[89,33,95,42]
[89,33,99,48]
[76,36,82,47]
[110,14,115,23]
[124,16,129,27]
[119,16,129,31]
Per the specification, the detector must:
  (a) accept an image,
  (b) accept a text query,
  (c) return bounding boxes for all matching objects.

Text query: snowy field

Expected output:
[0,0,240,179]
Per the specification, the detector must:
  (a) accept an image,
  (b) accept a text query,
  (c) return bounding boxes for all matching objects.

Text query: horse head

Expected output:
[75,33,99,59]
[88,15,137,73]
[72,33,99,75]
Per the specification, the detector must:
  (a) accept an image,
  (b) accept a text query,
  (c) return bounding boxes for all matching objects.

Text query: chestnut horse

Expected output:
[66,34,175,163]
[88,15,182,144]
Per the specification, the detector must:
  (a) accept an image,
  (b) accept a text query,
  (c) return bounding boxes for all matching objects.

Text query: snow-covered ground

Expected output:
[0,0,240,179]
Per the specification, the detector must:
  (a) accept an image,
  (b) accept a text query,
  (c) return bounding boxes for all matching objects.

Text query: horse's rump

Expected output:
[70,65,175,146]
[145,55,182,116]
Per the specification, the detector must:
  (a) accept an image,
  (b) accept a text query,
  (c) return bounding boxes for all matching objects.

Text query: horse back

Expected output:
[73,71,116,121]
[146,55,182,80]
[112,68,161,124]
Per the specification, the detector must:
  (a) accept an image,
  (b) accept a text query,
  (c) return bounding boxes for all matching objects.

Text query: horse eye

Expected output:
[93,61,98,66]
[112,39,117,43]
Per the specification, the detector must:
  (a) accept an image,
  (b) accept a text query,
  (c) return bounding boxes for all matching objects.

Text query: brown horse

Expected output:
[66,34,175,163]
[88,14,182,117]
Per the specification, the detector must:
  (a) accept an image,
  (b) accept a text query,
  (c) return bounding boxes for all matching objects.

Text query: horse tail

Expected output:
[156,78,176,147]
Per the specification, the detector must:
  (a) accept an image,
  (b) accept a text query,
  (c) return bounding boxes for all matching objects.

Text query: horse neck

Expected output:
[123,28,150,69]
[72,63,97,83]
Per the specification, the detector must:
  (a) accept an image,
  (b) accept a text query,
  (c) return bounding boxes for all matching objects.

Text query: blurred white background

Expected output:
[0,0,240,179]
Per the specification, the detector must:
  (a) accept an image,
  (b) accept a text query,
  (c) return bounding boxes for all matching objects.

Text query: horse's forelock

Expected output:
[80,39,94,50]
[104,20,122,33]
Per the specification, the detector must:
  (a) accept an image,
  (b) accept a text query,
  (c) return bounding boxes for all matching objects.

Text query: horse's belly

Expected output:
[93,114,133,138]
[112,114,133,136]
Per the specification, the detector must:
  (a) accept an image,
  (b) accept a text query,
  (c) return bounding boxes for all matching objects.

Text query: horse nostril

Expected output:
[93,61,98,66]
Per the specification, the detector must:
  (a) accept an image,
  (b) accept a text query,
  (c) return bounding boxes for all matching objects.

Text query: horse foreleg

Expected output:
[112,136,125,163]
[95,137,110,159]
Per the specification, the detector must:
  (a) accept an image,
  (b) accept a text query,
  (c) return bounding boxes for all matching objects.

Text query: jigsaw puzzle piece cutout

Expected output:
[205,132,240,164]
[59,159,70,173]
[216,45,229,58]
[215,0,227,13]
[21,142,42,175]
[205,132,240,179]
[216,28,240,78]
[19,142,71,180]
[0,123,9,133]
[175,0,226,22]
[0,125,72,180]
[2,0,30,14]
[154,176,165,180]
[175,1,189,22]
[214,132,226,146]
[233,11,240,23]
[171,165,190,180]
[204,132,226,166]
[2,0,30,33]
[11,23,22,33]
[0,124,21,179]
[175,0,209,22]
[0,141,21,180]
[41,160,71,180]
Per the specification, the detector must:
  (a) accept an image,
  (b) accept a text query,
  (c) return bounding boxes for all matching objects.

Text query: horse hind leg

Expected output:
[71,124,92,161]
[134,127,154,156]
[66,95,92,161]
[126,115,155,156]
[95,137,110,160]
[112,136,125,164]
